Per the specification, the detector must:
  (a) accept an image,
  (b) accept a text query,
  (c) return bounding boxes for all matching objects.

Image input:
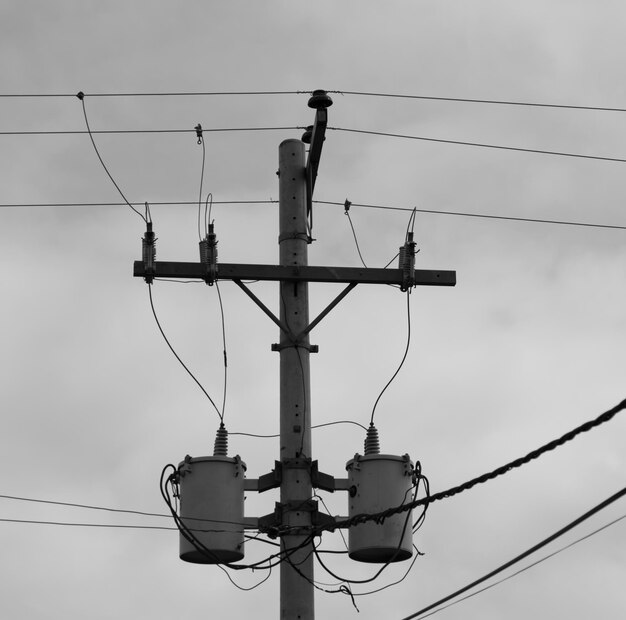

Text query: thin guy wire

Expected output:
[329,126,626,164]
[399,486,626,620]
[78,95,146,222]
[418,512,626,619]
[147,283,222,420]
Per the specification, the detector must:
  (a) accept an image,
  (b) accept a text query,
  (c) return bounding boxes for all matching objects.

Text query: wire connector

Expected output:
[199,222,218,285]
[194,123,203,145]
[398,232,417,291]
[142,222,156,284]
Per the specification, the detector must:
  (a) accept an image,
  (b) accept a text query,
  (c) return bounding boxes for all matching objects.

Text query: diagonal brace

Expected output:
[294,282,357,342]
[232,279,293,339]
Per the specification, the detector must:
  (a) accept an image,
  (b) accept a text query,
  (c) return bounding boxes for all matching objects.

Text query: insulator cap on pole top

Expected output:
[307,89,333,109]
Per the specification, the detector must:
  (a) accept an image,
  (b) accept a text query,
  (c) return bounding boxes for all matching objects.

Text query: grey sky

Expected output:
[1,1,624,619]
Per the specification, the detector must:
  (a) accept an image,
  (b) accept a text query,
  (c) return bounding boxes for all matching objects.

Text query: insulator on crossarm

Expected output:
[364,423,380,455]
[199,223,218,285]
[142,222,156,284]
[213,423,228,456]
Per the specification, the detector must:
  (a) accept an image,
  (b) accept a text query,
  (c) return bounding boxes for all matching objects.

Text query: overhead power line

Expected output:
[413,512,626,619]
[317,397,626,533]
[1,89,625,113]
[1,199,624,231]
[0,126,301,136]
[329,127,626,164]
[399,486,626,620]
[337,90,626,113]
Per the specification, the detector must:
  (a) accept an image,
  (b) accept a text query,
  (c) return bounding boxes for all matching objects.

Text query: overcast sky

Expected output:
[1,2,624,619]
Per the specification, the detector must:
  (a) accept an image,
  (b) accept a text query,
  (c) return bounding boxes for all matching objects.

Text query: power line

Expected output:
[317,397,626,533]
[399,486,626,620]
[329,127,626,164]
[416,512,626,619]
[315,200,626,231]
[2,89,626,113]
[2,198,624,232]
[0,126,301,136]
[0,90,308,98]
[0,517,178,530]
[336,90,626,113]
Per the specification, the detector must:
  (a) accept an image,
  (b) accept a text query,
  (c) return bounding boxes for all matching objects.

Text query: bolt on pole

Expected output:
[278,139,315,619]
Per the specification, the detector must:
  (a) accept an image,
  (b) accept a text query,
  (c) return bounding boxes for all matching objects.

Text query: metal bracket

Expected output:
[271,342,319,353]
[244,462,282,493]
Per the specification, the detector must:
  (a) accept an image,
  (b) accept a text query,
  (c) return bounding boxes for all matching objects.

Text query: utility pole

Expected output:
[135,90,456,620]
[277,138,314,618]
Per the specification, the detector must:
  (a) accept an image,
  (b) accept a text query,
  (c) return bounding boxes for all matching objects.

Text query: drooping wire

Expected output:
[215,281,228,420]
[399,485,626,620]
[343,199,368,267]
[229,419,368,439]
[369,289,412,426]
[76,92,147,223]
[148,284,222,421]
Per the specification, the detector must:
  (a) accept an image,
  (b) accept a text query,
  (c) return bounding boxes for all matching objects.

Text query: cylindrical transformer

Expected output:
[177,455,246,564]
[345,453,414,563]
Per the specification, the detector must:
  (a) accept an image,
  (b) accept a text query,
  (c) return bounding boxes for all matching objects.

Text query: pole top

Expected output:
[308,89,333,109]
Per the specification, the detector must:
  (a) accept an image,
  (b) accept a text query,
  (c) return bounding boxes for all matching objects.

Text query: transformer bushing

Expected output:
[177,455,246,564]
[345,453,414,563]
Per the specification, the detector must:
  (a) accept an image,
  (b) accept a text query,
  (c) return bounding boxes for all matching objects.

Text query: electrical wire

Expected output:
[370,289,412,425]
[316,397,626,534]
[329,126,626,164]
[334,90,626,113]
[315,200,626,231]
[1,126,302,136]
[399,485,626,620]
[77,93,147,223]
[5,89,626,113]
[215,281,228,420]
[343,200,368,267]
[0,90,309,98]
[147,283,222,420]
[415,512,626,619]
[230,419,368,439]
[2,198,624,232]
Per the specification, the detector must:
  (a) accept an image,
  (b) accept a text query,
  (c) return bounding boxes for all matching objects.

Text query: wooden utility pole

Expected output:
[134,90,456,620]
[277,138,314,618]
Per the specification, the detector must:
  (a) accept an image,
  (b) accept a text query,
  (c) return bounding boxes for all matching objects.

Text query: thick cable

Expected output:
[317,398,626,533]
